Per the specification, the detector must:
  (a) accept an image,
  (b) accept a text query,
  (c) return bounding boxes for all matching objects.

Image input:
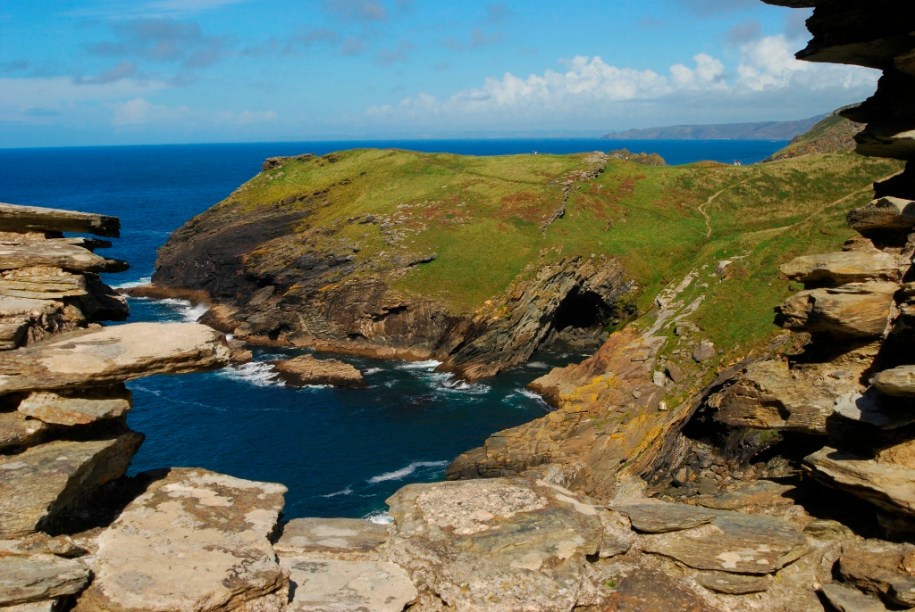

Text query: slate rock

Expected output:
[847,196,915,233]
[821,582,890,612]
[75,468,288,612]
[612,501,717,533]
[0,202,119,237]
[0,554,90,607]
[780,249,902,285]
[873,365,915,398]
[697,570,771,595]
[833,389,915,429]
[271,354,365,388]
[0,433,142,538]
[0,411,46,452]
[274,517,389,558]
[838,540,915,607]
[776,282,898,338]
[386,478,604,610]
[0,241,122,274]
[639,506,808,575]
[805,447,915,517]
[280,557,417,612]
[0,322,230,394]
[17,386,131,426]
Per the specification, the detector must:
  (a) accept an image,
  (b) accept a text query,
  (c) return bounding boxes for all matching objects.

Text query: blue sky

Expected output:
[0,0,879,147]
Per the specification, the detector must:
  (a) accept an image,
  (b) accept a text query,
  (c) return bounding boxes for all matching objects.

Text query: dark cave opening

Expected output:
[552,289,610,331]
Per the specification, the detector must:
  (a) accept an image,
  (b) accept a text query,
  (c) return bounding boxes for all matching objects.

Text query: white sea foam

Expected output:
[396,359,442,371]
[112,275,152,290]
[367,460,449,484]
[517,388,546,401]
[217,361,284,388]
[526,361,549,369]
[152,297,209,323]
[363,367,384,375]
[364,510,393,525]
[319,486,354,498]
[438,379,491,396]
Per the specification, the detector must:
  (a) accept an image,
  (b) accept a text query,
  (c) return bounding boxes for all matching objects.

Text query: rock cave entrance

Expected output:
[545,289,615,350]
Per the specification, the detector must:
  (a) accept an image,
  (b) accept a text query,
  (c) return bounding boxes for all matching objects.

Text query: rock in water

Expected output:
[271,354,365,388]
[75,468,288,611]
[0,322,230,394]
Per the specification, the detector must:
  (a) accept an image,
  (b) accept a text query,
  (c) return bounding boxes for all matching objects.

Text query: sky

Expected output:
[0,0,881,147]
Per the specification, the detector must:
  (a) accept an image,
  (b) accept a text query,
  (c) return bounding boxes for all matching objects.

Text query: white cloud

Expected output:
[368,35,878,129]
[112,97,190,125]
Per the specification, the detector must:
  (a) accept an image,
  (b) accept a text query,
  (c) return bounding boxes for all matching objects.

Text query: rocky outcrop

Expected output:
[271,354,365,387]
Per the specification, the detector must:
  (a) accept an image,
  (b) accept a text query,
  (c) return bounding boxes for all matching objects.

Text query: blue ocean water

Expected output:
[0,138,786,519]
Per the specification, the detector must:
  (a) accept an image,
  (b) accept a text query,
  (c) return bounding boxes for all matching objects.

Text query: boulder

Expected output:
[0,433,143,538]
[847,196,915,233]
[75,468,288,612]
[271,354,365,388]
[627,501,808,575]
[17,386,131,426]
[0,554,90,607]
[279,558,416,612]
[0,411,46,452]
[274,517,389,558]
[0,203,119,237]
[805,447,915,517]
[838,540,915,608]
[0,322,230,394]
[776,282,898,338]
[0,241,124,274]
[780,249,902,285]
[385,478,604,610]
[873,364,915,397]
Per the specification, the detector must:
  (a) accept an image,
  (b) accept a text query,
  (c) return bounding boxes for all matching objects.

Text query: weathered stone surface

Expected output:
[821,582,891,612]
[710,356,867,433]
[833,389,915,429]
[838,540,915,607]
[274,517,389,558]
[697,570,770,595]
[856,124,915,160]
[76,468,288,612]
[805,447,915,517]
[0,202,119,237]
[0,322,230,394]
[639,507,808,575]
[0,554,90,607]
[776,282,898,338]
[692,479,795,512]
[873,365,915,397]
[280,557,416,612]
[0,241,122,274]
[386,478,604,610]
[0,267,87,299]
[0,411,46,451]
[613,501,717,533]
[0,434,142,538]
[18,386,131,426]
[848,196,915,233]
[271,354,365,388]
[780,249,902,284]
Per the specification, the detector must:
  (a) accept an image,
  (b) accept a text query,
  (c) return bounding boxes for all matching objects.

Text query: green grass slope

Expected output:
[203,147,899,363]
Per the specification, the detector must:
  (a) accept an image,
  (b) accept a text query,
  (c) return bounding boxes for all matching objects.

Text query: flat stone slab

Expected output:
[821,582,890,612]
[776,282,897,338]
[0,322,230,394]
[873,365,915,398]
[848,196,915,233]
[0,433,142,538]
[612,501,717,533]
[693,479,795,511]
[838,540,915,608]
[0,411,46,452]
[275,517,389,558]
[833,390,915,429]
[805,447,915,517]
[638,505,808,575]
[17,386,131,426]
[0,554,90,607]
[386,478,604,610]
[0,203,119,237]
[280,557,417,612]
[0,267,87,299]
[76,468,288,612]
[697,570,771,595]
[780,249,903,284]
[0,241,122,274]
[271,355,365,388]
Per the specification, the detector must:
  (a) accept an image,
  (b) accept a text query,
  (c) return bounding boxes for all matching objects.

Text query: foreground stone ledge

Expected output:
[0,203,120,238]
[75,468,288,612]
[279,557,416,612]
[780,249,903,285]
[776,281,898,338]
[0,554,90,608]
[0,241,125,275]
[0,433,142,539]
[274,517,389,559]
[805,447,915,517]
[838,540,915,608]
[0,322,231,395]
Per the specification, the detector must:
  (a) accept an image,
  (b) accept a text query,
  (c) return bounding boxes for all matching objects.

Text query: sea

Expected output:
[0,138,786,520]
